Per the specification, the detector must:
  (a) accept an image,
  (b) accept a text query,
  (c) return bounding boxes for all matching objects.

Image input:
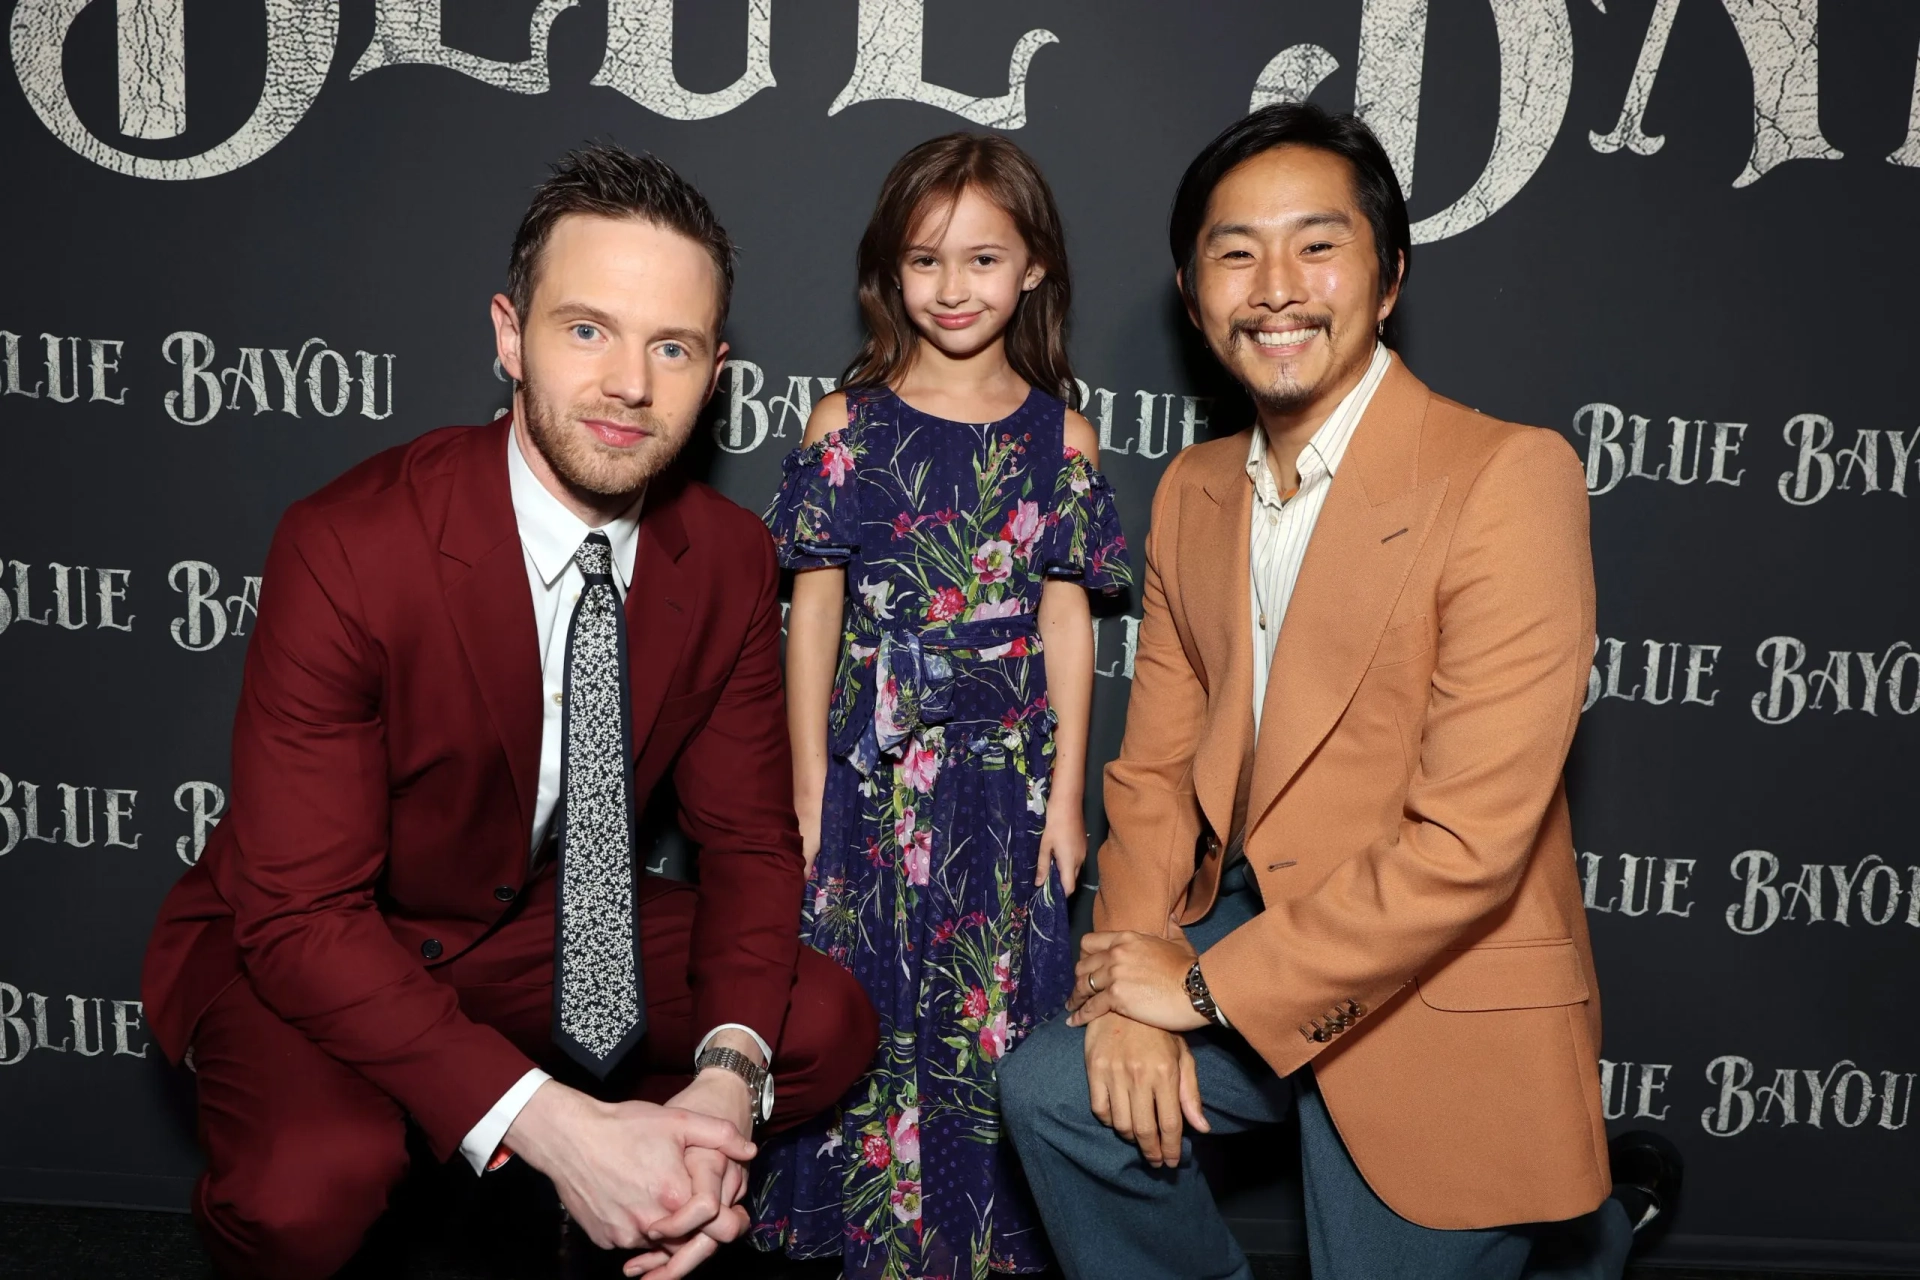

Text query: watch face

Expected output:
[758,1073,776,1121]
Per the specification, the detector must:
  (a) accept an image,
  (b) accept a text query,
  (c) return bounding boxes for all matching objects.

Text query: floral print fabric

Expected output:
[751,386,1130,1278]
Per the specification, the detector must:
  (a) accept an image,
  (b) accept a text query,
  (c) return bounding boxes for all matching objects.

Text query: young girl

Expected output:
[751,135,1131,1278]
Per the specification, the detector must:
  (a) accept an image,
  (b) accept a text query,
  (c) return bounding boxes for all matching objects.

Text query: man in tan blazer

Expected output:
[999,104,1625,1280]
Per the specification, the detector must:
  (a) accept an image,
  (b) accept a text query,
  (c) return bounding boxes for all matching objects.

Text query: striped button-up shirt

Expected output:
[1247,343,1391,739]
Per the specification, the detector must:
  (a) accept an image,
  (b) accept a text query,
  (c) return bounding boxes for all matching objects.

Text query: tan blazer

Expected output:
[1094,354,1609,1230]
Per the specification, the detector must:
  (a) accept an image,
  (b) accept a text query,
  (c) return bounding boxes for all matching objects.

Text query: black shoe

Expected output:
[1608,1129,1683,1233]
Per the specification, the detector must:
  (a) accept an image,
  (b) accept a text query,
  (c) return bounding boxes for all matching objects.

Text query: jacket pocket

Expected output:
[1369,613,1432,668]
[1415,938,1590,1011]
[656,679,725,727]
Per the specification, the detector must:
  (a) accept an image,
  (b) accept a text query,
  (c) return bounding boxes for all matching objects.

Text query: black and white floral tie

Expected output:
[553,531,645,1076]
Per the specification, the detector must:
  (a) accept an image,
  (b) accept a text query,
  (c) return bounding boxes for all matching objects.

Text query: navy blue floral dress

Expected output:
[750,386,1131,1278]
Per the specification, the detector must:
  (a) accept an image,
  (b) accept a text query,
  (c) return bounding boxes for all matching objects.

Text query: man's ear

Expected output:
[1176,269,1201,330]
[490,293,525,382]
[1375,250,1406,326]
[705,339,732,406]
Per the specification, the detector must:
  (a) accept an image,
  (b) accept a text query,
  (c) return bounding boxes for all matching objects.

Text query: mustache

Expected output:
[1228,312,1335,342]
[572,403,665,434]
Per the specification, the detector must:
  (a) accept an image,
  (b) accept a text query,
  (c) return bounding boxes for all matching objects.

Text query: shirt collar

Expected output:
[507,420,642,591]
[1246,342,1391,508]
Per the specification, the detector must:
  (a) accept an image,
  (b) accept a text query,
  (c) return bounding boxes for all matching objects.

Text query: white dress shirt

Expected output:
[1247,343,1391,739]
[456,424,770,1174]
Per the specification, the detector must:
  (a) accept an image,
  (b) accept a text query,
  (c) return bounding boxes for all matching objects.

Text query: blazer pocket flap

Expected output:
[656,679,725,725]
[1370,614,1432,667]
[1416,939,1589,1011]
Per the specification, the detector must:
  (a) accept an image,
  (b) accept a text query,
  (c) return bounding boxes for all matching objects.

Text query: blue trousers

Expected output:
[999,867,1631,1280]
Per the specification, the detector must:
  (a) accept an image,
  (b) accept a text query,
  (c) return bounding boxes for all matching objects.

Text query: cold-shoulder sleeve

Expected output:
[1040,448,1133,594]
[763,428,863,569]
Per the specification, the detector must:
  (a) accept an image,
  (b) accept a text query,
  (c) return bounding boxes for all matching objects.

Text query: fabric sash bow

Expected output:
[832,613,1039,776]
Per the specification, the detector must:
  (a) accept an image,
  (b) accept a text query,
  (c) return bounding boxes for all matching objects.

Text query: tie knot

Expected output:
[576,532,614,580]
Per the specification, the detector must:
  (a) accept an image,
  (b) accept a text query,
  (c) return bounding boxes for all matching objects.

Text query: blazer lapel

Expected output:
[1244,357,1449,836]
[439,421,543,839]
[1189,435,1256,847]
[625,485,693,756]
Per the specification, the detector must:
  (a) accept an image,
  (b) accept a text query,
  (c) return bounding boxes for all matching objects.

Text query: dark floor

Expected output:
[0,1199,1901,1280]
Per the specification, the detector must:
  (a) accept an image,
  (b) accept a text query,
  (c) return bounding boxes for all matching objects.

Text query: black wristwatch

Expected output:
[695,1046,775,1127]
[1185,960,1228,1028]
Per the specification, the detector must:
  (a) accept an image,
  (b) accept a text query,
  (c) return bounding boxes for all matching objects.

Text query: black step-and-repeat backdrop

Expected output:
[2,0,1915,1269]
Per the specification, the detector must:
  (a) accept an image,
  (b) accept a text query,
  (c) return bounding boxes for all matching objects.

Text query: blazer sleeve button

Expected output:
[494,886,517,902]
[421,939,443,960]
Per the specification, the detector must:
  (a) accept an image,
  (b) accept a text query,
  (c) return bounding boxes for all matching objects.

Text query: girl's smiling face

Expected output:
[897,185,1045,362]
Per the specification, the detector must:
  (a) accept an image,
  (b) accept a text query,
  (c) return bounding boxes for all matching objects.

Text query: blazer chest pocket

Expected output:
[1415,938,1589,1011]
[653,680,725,733]
[1369,614,1432,668]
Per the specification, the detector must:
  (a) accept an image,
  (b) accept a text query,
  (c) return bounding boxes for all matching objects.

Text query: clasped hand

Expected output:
[505,1071,758,1280]
[1066,929,1208,1032]
[1066,930,1218,1169]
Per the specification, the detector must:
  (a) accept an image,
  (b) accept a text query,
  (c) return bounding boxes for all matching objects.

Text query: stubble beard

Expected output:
[518,375,687,501]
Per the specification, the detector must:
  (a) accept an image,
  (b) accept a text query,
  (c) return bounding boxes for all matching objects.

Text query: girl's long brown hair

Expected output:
[842,134,1077,406]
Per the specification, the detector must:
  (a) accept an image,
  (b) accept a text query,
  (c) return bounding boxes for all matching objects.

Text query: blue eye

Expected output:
[572,324,598,341]
[660,342,686,359]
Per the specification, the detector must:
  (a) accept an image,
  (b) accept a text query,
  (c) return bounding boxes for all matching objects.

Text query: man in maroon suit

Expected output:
[141,144,878,1280]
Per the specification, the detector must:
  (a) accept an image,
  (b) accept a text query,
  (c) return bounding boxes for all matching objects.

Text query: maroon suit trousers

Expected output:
[188,871,875,1280]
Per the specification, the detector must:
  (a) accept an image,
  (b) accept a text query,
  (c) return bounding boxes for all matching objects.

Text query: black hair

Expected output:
[508,143,736,331]
[1168,103,1411,344]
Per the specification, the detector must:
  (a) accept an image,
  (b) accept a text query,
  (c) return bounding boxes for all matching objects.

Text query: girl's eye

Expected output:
[911,255,937,268]
[974,255,998,267]
[572,324,599,341]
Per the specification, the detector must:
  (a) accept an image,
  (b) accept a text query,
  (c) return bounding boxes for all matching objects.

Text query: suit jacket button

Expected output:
[421,939,443,960]
[494,886,517,902]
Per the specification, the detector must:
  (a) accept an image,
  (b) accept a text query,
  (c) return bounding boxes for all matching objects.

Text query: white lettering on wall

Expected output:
[352,0,578,93]
[829,0,1057,129]
[1600,1058,1675,1120]
[0,331,128,405]
[163,332,394,425]
[168,561,262,652]
[11,0,340,180]
[1584,635,1722,711]
[0,983,150,1065]
[1751,638,1920,724]
[596,0,776,120]
[1725,851,1920,935]
[1703,1055,1914,1136]
[173,781,227,866]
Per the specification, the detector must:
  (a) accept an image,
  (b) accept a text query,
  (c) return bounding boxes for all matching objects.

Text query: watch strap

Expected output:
[695,1045,773,1123]
[1185,960,1228,1028]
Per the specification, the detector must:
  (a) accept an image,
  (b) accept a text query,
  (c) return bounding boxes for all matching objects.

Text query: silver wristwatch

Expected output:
[695,1046,775,1127]
[1186,960,1229,1028]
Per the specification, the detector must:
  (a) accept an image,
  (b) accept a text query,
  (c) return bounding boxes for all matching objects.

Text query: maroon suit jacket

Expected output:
[141,419,804,1160]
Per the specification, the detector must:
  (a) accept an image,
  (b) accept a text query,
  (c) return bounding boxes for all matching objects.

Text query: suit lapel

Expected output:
[439,421,543,839]
[1189,435,1256,846]
[1244,358,1449,836]
[625,486,693,757]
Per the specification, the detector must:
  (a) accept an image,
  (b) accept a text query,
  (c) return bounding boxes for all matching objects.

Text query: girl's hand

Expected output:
[1036,798,1087,893]
[798,806,822,876]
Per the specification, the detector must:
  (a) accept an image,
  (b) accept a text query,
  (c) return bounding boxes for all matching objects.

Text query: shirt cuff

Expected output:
[457,1067,552,1175]
[695,1023,773,1070]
